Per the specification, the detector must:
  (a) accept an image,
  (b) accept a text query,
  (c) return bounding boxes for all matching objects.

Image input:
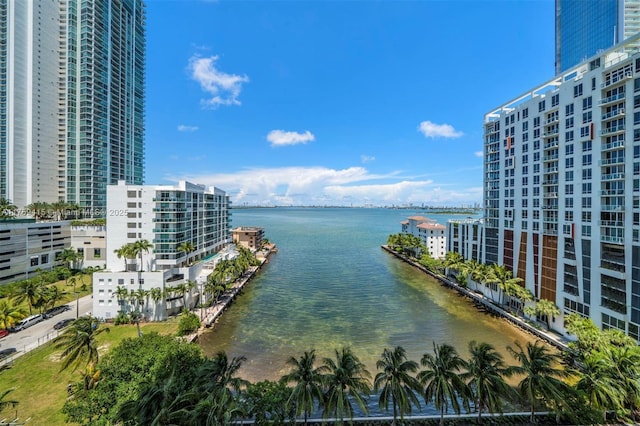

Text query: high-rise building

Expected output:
[483,35,640,340]
[556,0,640,74]
[0,0,145,214]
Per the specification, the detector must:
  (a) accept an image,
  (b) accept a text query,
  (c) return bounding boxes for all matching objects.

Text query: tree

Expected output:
[57,248,82,270]
[149,287,163,320]
[132,239,153,272]
[491,264,523,306]
[177,241,196,266]
[0,198,17,219]
[53,316,110,372]
[443,251,464,279]
[43,285,67,310]
[282,349,325,425]
[418,342,471,426]
[319,347,372,425]
[0,300,27,329]
[573,353,623,423]
[114,244,135,272]
[524,299,560,330]
[193,351,249,406]
[115,286,129,313]
[242,380,296,425]
[12,278,45,315]
[26,201,52,220]
[374,346,421,425]
[507,340,568,423]
[462,341,513,423]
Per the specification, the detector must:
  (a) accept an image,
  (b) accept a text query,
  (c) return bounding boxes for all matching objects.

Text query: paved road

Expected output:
[0,295,93,359]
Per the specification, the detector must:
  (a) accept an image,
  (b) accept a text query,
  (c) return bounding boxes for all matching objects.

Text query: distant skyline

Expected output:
[145,0,555,206]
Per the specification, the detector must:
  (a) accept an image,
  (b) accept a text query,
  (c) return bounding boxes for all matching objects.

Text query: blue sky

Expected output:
[145,0,555,207]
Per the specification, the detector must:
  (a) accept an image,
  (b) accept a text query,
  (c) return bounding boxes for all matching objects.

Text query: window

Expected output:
[582,225,591,237]
[582,153,592,166]
[582,140,592,152]
[94,248,101,259]
[127,190,137,198]
[582,97,592,110]
[582,197,592,208]
[582,169,592,180]
[582,211,591,222]
[566,198,574,208]
[566,157,574,168]
[522,108,529,119]
[566,144,574,155]
[574,83,583,97]
[566,103,574,116]
[566,184,574,195]
[566,170,574,181]
[30,257,39,267]
[582,111,592,123]
[539,100,546,112]
[522,121,529,132]
[580,126,590,138]
[566,117,574,128]
[40,254,48,264]
[582,182,592,194]
[566,131,574,141]
[522,177,528,186]
[552,93,559,107]
[533,117,540,127]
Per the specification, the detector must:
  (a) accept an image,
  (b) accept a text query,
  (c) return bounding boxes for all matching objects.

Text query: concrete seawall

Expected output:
[381,245,570,352]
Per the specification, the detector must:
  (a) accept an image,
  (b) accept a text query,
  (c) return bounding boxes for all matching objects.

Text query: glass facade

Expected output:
[556,0,620,74]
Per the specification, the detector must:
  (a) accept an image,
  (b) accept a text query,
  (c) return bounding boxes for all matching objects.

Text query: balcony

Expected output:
[601,204,625,211]
[602,173,625,181]
[596,85,622,100]
[601,125,625,135]
[543,129,559,137]
[599,157,625,166]
[543,154,559,162]
[601,234,624,245]
[602,109,625,120]
[543,192,558,198]
[599,220,625,227]
[544,166,559,173]
[601,72,633,88]
[543,179,559,185]
[544,116,559,125]
[544,140,559,149]
[601,139,625,151]
[600,189,625,196]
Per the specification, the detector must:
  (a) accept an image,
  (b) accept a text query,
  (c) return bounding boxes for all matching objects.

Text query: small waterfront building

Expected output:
[92,180,232,321]
[446,218,484,263]
[0,219,71,285]
[401,215,446,259]
[232,227,264,251]
[70,223,106,269]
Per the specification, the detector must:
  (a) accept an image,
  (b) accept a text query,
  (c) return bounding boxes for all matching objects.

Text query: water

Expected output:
[199,208,537,415]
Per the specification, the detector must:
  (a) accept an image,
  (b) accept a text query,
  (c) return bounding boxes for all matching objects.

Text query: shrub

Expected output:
[114,311,129,326]
[177,311,200,336]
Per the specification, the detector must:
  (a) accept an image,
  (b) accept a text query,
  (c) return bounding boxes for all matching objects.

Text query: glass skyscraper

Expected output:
[556,0,640,74]
[0,0,145,214]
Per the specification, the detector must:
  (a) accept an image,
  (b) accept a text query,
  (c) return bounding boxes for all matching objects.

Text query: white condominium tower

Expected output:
[484,36,640,339]
[0,0,145,213]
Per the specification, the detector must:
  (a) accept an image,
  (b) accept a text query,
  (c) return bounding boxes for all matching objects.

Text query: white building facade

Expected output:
[401,215,446,259]
[446,218,484,263]
[92,181,231,321]
[483,35,640,339]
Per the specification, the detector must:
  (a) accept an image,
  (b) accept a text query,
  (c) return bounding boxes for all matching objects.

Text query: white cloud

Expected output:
[360,155,375,163]
[474,151,483,157]
[188,55,249,108]
[177,125,199,132]
[167,166,481,207]
[418,121,463,139]
[267,130,315,147]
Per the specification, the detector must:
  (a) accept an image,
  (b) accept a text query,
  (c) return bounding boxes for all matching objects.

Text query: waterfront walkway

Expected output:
[381,245,570,351]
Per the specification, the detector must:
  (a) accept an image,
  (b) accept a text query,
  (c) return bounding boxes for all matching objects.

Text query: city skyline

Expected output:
[145,0,555,207]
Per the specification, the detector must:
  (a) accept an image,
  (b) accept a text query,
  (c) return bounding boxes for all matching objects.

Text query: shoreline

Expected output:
[381,245,570,352]
[184,245,276,343]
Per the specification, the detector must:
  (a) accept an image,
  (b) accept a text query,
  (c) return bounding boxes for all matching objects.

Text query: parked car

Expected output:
[0,348,16,360]
[44,305,71,319]
[0,329,8,339]
[13,314,44,332]
[53,319,74,330]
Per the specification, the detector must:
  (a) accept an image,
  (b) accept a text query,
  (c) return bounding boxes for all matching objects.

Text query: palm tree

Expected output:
[177,241,196,266]
[115,286,130,313]
[507,340,567,423]
[114,244,135,272]
[57,248,81,270]
[282,349,325,425]
[491,264,523,306]
[44,285,67,310]
[26,201,52,220]
[443,251,464,278]
[51,200,70,221]
[374,346,421,425]
[0,198,17,219]
[462,341,513,423]
[0,388,18,413]
[0,300,27,329]
[417,342,470,426]
[194,351,249,403]
[132,239,153,272]
[319,347,372,425]
[173,283,188,310]
[149,287,164,320]
[525,299,560,330]
[53,316,109,372]
[12,278,44,315]
[573,353,623,423]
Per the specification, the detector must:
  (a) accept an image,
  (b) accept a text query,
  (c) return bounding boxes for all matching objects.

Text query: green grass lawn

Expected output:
[0,318,179,425]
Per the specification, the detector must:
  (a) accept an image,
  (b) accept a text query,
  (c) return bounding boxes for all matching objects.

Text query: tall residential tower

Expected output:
[556,0,640,74]
[0,0,145,214]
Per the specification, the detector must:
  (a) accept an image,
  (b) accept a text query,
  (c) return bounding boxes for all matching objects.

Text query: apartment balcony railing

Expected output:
[543,129,559,137]
[601,72,633,89]
[601,234,625,244]
[545,116,559,125]
[601,125,625,135]
[601,204,625,211]
[599,220,625,227]
[600,189,625,196]
[543,154,559,162]
[599,92,625,105]
[543,192,559,198]
[602,109,625,120]
[599,157,625,166]
[602,139,625,151]
[544,166,559,173]
[544,141,559,149]
[602,173,625,181]
[543,179,559,185]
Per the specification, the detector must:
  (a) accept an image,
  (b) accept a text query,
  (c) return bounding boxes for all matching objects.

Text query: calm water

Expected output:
[199,208,536,412]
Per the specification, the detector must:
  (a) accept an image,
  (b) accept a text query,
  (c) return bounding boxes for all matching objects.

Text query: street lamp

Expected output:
[75,292,80,319]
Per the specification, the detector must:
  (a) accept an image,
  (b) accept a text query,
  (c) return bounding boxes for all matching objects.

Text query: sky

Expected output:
[145,0,556,207]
